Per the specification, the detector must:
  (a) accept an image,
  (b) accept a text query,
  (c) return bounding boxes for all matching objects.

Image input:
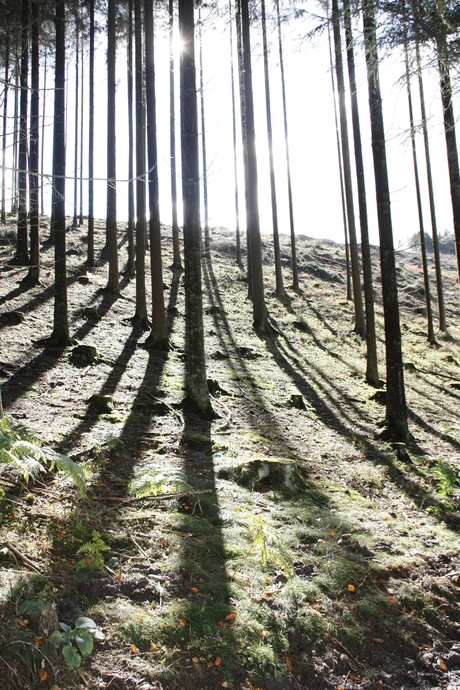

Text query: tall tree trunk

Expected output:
[362,0,408,441]
[49,0,71,346]
[144,0,168,348]
[106,0,119,294]
[261,0,285,297]
[415,34,446,331]
[133,0,148,324]
[402,10,434,343]
[26,0,40,284]
[179,0,212,416]
[275,0,298,290]
[79,31,84,225]
[72,18,79,228]
[236,0,251,295]
[169,0,182,269]
[198,5,210,253]
[437,32,460,291]
[229,0,241,264]
[11,45,19,216]
[40,48,46,217]
[343,0,379,386]
[125,0,135,275]
[332,0,365,336]
[1,33,9,225]
[87,0,95,265]
[14,0,30,265]
[327,5,352,300]
[241,0,271,332]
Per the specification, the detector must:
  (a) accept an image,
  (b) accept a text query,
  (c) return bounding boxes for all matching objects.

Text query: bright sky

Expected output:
[34,1,458,250]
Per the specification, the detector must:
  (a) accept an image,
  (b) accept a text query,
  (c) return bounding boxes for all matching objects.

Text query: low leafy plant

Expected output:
[0,417,86,495]
[432,460,460,497]
[242,511,293,576]
[75,530,109,570]
[129,461,193,498]
[49,617,104,669]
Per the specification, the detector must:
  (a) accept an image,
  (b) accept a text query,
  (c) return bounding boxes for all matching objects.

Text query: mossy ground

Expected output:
[0,219,459,689]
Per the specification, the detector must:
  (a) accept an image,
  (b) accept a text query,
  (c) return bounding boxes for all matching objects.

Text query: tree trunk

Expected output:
[362,0,408,441]
[415,34,446,331]
[275,0,298,290]
[26,0,40,284]
[179,0,213,416]
[106,0,119,295]
[133,0,149,325]
[87,0,95,266]
[198,5,210,253]
[125,0,135,276]
[402,11,434,344]
[169,0,182,269]
[144,0,168,348]
[72,18,79,228]
[327,9,352,301]
[1,33,9,225]
[343,0,379,386]
[229,0,241,264]
[241,0,271,332]
[40,48,46,218]
[79,30,84,225]
[14,0,30,265]
[437,33,460,292]
[261,0,285,297]
[11,45,19,216]
[332,0,365,336]
[49,0,71,346]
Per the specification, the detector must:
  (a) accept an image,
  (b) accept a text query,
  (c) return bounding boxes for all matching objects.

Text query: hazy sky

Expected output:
[33,0,458,250]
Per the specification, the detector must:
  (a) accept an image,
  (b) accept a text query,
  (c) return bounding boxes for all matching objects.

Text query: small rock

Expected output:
[289,394,306,410]
[86,393,113,414]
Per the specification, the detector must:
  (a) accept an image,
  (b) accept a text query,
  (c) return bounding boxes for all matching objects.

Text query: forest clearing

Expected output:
[0,220,460,689]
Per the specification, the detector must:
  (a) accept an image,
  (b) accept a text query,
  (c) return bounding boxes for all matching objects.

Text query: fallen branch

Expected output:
[4,541,41,573]
[332,637,362,667]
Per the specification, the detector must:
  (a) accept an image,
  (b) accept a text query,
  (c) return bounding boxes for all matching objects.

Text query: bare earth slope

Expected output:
[0,219,459,690]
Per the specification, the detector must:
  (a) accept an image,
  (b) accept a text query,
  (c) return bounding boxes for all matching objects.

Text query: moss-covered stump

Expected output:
[217,457,303,493]
[86,393,113,414]
[70,344,99,365]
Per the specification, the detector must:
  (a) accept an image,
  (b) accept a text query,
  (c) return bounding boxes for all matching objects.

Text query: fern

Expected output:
[432,460,460,497]
[0,417,86,495]
[129,461,193,498]
[76,530,109,570]
[242,511,294,576]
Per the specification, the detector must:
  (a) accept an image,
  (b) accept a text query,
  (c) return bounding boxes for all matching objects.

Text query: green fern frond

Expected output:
[242,510,294,576]
[47,449,87,497]
[129,462,193,498]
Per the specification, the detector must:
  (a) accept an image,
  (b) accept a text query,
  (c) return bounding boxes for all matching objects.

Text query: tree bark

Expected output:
[79,30,84,226]
[228,0,241,264]
[362,0,408,441]
[343,0,379,385]
[72,18,79,228]
[144,0,168,348]
[241,0,271,332]
[179,0,213,416]
[133,0,149,325]
[437,33,460,292]
[275,0,298,290]
[11,45,19,216]
[169,0,182,269]
[87,0,95,266]
[26,0,40,284]
[40,48,46,218]
[402,11,434,343]
[106,0,119,294]
[14,0,30,265]
[49,0,71,346]
[332,0,365,336]
[261,0,285,297]
[198,5,210,253]
[125,0,135,276]
[1,33,9,225]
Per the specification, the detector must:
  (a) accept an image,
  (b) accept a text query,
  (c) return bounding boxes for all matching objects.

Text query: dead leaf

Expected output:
[207,660,214,668]
[374,638,385,644]
[225,612,236,621]
[178,618,187,627]
[438,658,448,671]
[149,643,157,652]
[221,683,230,688]
[50,686,60,690]
[35,636,44,644]
[192,657,199,663]
[38,669,47,682]
[215,657,222,666]
[388,596,397,604]
[285,657,291,666]
[18,619,29,627]
[347,584,355,592]
[217,621,223,627]
[131,644,138,654]
[191,587,198,593]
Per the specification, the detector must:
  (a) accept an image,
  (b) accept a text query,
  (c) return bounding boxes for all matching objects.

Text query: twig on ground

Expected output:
[4,541,41,573]
[332,637,362,667]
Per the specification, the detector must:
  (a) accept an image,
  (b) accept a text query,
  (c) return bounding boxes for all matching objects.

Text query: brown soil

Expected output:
[0,218,459,690]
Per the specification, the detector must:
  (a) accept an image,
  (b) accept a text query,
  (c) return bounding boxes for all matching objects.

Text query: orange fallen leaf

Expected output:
[35,636,44,644]
[131,644,138,653]
[262,630,268,637]
[285,657,291,666]
[329,529,334,536]
[226,623,233,629]
[217,621,223,627]
[438,658,448,671]
[149,643,157,652]
[192,657,199,663]
[221,683,230,688]
[388,595,397,604]
[114,574,121,581]
[347,584,355,592]
[215,657,222,667]
[18,619,29,628]
[178,618,187,627]
[373,638,384,644]
[191,587,198,593]
[50,686,60,690]
[420,642,431,649]
[38,669,48,682]
[225,612,236,621]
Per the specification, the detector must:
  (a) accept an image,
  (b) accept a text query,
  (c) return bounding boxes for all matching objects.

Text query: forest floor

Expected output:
[0,218,460,690]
